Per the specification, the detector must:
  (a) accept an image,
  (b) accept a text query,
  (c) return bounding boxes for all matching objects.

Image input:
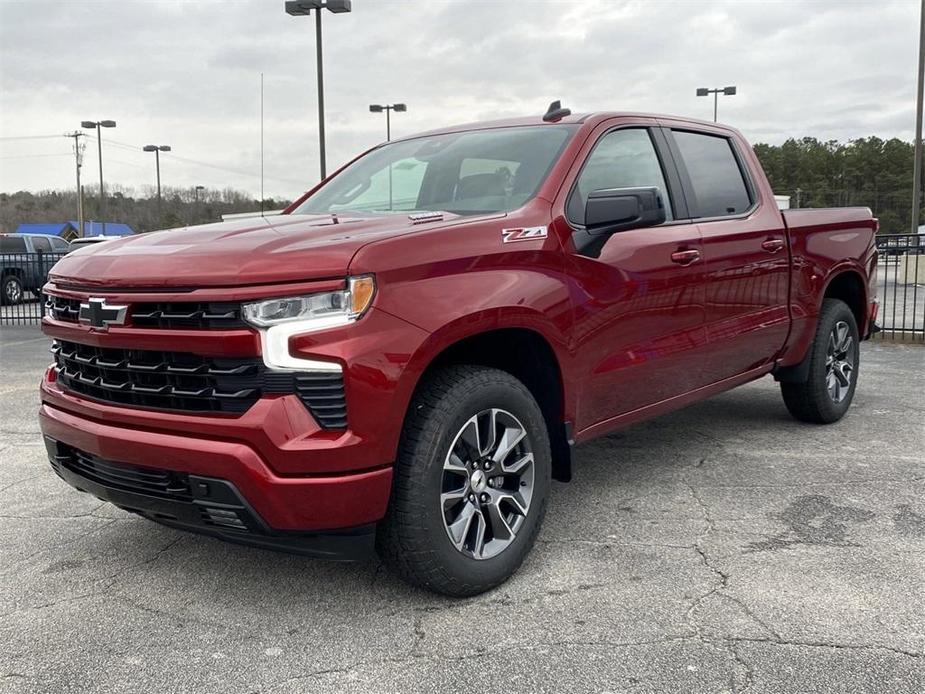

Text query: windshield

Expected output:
[292,125,576,217]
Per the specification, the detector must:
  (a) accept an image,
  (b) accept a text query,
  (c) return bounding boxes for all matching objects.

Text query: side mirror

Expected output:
[572,186,666,258]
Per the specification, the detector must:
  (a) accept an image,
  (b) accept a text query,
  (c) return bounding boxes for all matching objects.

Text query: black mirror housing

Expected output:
[572,186,666,258]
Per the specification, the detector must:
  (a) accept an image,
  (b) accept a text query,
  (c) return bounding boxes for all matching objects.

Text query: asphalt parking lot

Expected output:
[1,326,923,693]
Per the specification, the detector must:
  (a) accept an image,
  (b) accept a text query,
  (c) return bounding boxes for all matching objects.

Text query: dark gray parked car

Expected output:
[0,234,70,304]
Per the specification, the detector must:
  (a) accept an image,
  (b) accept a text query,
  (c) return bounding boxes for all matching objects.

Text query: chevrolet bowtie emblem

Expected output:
[78,298,128,330]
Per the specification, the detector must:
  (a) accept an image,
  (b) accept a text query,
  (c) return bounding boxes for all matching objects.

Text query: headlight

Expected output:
[242,275,376,328]
[243,275,376,372]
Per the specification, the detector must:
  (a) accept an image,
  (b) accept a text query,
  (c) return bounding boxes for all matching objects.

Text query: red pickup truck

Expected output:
[39,104,878,596]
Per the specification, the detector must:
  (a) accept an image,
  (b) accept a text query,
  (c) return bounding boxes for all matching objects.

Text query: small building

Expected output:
[13,221,135,241]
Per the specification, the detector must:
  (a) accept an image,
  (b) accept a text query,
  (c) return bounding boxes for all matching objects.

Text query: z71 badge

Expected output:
[501,226,548,243]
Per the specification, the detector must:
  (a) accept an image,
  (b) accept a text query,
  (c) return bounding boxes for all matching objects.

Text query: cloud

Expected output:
[0,0,919,201]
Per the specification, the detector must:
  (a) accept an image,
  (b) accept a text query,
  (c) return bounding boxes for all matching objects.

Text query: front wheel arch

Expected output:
[404,325,572,482]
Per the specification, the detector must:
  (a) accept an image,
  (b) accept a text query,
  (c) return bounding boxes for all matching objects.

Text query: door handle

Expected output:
[670,249,701,266]
[761,238,786,253]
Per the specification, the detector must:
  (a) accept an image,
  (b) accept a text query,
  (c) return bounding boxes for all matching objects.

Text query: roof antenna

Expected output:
[543,100,571,122]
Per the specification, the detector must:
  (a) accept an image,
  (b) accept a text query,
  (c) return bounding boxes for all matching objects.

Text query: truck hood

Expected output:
[48,213,458,289]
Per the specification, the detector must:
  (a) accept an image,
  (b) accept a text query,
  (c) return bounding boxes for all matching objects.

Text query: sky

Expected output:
[0,0,920,201]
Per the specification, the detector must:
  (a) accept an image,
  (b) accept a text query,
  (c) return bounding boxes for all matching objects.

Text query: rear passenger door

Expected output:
[664,128,790,381]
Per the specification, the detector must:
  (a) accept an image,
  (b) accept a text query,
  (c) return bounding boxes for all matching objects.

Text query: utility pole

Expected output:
[65,132,86,237]
[912,0,924,234]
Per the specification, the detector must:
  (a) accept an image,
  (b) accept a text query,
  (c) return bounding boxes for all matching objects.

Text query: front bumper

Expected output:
[43,437,375,559]
[39,399,392,534]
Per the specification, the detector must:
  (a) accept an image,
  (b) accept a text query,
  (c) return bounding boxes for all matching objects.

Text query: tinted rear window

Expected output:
[673,131,751,217]
[0,236,27,253]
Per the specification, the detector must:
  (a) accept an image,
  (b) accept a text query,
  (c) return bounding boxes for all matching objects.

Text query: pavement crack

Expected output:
[729,641,754,693]
[0,473,45,494]
[729,635,924,659]
[538,537,696,550]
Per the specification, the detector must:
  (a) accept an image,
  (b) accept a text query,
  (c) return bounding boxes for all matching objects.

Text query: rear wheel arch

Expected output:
[776,269,867,383]
[821,269,867,335]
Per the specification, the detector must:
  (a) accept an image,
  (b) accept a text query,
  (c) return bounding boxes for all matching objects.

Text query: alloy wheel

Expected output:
[825,320,854,403]
[4,279,21,304]
[440,408,535,560]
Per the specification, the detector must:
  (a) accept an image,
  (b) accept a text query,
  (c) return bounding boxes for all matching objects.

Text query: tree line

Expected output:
[753,136,919,234]
[1,136,920,235]
[0,184,293,235]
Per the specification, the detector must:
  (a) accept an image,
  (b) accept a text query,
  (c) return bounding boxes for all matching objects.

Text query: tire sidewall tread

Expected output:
[781,298,860,424]
[377,365,551,597]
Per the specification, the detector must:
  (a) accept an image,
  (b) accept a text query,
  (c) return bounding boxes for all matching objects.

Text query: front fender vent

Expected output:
[294,373,348,429]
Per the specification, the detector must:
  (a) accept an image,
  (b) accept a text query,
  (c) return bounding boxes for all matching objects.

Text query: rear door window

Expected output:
[672,131,752,218]
[31,236,52,252]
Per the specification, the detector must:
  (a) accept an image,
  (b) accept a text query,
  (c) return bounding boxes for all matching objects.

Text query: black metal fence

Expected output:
[0,251,68,325]
[874,234,924,343]
[1,242,923,343]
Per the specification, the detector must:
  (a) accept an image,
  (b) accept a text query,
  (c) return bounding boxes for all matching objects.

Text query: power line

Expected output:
[0,134,65,142]
[82,134,302,185]
[0,152,72,160]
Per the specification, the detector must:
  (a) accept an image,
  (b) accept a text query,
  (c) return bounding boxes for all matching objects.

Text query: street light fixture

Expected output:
[80,119,116,235]
[142,145,171,207]
[696,86,737,122]
[285,0,352,181]
[369,103,407,141]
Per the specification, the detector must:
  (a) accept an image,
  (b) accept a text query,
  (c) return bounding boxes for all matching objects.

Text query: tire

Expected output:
[377,365,551,597]
[781,298,860,424]
[1,274,23,305]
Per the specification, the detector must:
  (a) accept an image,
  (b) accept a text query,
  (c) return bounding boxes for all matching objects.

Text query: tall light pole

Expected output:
[80,119,116,235]
[65,132,86,237]
[912,0,924,234]
[285,0,352,181]
[143,145,171,203]
[696,86,737,122]
[369,103,407,141]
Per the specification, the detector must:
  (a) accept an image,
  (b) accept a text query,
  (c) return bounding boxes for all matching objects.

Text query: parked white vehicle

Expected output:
[68,236,123,248]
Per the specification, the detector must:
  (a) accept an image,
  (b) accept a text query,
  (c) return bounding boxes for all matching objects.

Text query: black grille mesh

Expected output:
[50,445,192,501]
[130,302,245,329]
[44,295,244,329]
[52,339,347,427]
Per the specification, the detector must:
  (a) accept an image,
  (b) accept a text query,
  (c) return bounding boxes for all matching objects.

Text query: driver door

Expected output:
[564,126,708,429]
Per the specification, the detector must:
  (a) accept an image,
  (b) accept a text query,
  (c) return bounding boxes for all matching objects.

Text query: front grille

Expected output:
[44,295,244,329]
[51,445,192,501]
[51,339,347,427]
[130,302,245,329]
[45,295,80,322]
[53,340,263,413]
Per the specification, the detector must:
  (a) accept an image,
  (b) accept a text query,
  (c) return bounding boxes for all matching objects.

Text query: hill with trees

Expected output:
[0,184,292,234]
[753,136,918,234]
